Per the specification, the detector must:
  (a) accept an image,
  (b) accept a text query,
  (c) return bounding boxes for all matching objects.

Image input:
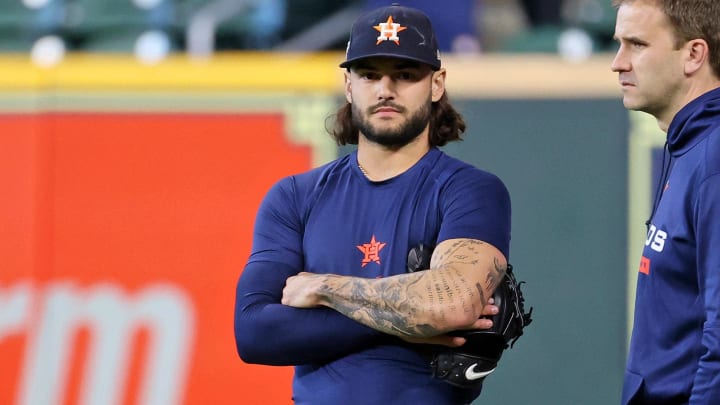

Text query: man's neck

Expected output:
[356,134,431,181]
[659,81,720,132]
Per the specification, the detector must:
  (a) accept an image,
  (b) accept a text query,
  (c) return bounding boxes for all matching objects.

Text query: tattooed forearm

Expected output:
[430,239,485,270]
[486,257,507,292]
[432,239,493,311]
[475,257,507,305]
[318,273,442,337]
[309,238,507,338]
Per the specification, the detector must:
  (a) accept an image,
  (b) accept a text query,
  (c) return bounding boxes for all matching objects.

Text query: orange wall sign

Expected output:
[0,112,312,404]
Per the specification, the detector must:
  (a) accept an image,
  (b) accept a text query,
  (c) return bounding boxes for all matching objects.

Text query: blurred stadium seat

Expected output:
[185,0,353,57]
[278,0,351,50]
[0,0,66,52]
[563,0,617,51]
[65,0,177,62]
[497,0,615,58]
[185,0,294,58]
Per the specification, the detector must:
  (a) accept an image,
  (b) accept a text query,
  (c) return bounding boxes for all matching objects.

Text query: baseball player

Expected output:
[234,4,529,404]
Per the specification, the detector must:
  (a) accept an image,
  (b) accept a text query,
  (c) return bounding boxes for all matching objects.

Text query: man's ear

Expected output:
[685,38,708,76]
[431,69,446,102]
[344,71,352,103]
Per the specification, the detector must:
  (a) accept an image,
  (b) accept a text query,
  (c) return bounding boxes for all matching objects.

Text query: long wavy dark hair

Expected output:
[326,92,466,147]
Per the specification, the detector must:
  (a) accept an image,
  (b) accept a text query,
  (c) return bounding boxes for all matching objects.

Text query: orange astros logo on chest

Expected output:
[357,235,386,267]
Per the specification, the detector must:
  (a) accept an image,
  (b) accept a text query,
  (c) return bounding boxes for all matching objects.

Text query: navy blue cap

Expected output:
[340,4,441,70]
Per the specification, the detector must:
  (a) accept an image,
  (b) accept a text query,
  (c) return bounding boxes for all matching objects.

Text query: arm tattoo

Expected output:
[318,238,506,338]
[485,257,507,293]
[318,274,437,337]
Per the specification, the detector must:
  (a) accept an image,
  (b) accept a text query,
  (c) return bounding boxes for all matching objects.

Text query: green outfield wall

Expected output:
[447,98,630,405]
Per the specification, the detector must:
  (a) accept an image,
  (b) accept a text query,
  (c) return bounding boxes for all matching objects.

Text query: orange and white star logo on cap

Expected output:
[374,15,407,45]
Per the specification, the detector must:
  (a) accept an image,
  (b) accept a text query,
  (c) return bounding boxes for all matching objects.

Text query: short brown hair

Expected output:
[327,92,466,147]
[613,0,720,77]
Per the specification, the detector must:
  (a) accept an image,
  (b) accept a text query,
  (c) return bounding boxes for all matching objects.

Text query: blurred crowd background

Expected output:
[3,0,618,66]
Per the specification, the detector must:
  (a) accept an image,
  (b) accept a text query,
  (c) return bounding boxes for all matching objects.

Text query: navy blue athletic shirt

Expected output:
[623,87,720,404]
[235,147,511,404]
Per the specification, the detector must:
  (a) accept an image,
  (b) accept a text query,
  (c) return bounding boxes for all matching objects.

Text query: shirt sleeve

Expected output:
[691,173,720,403]
[234,177,386,366]
[437,168,512,259]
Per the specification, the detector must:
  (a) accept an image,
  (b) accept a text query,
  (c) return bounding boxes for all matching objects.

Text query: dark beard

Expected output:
[352,99,431,149]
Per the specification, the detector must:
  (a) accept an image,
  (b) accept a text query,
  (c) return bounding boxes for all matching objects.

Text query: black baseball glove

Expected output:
[407,244,533,390]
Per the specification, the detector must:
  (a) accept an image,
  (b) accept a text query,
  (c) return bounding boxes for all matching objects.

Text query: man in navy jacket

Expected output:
[612,0,720,403]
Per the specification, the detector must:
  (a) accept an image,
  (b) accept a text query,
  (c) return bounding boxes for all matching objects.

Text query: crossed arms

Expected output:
[282,238,507,339]
[235,237,506,365]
